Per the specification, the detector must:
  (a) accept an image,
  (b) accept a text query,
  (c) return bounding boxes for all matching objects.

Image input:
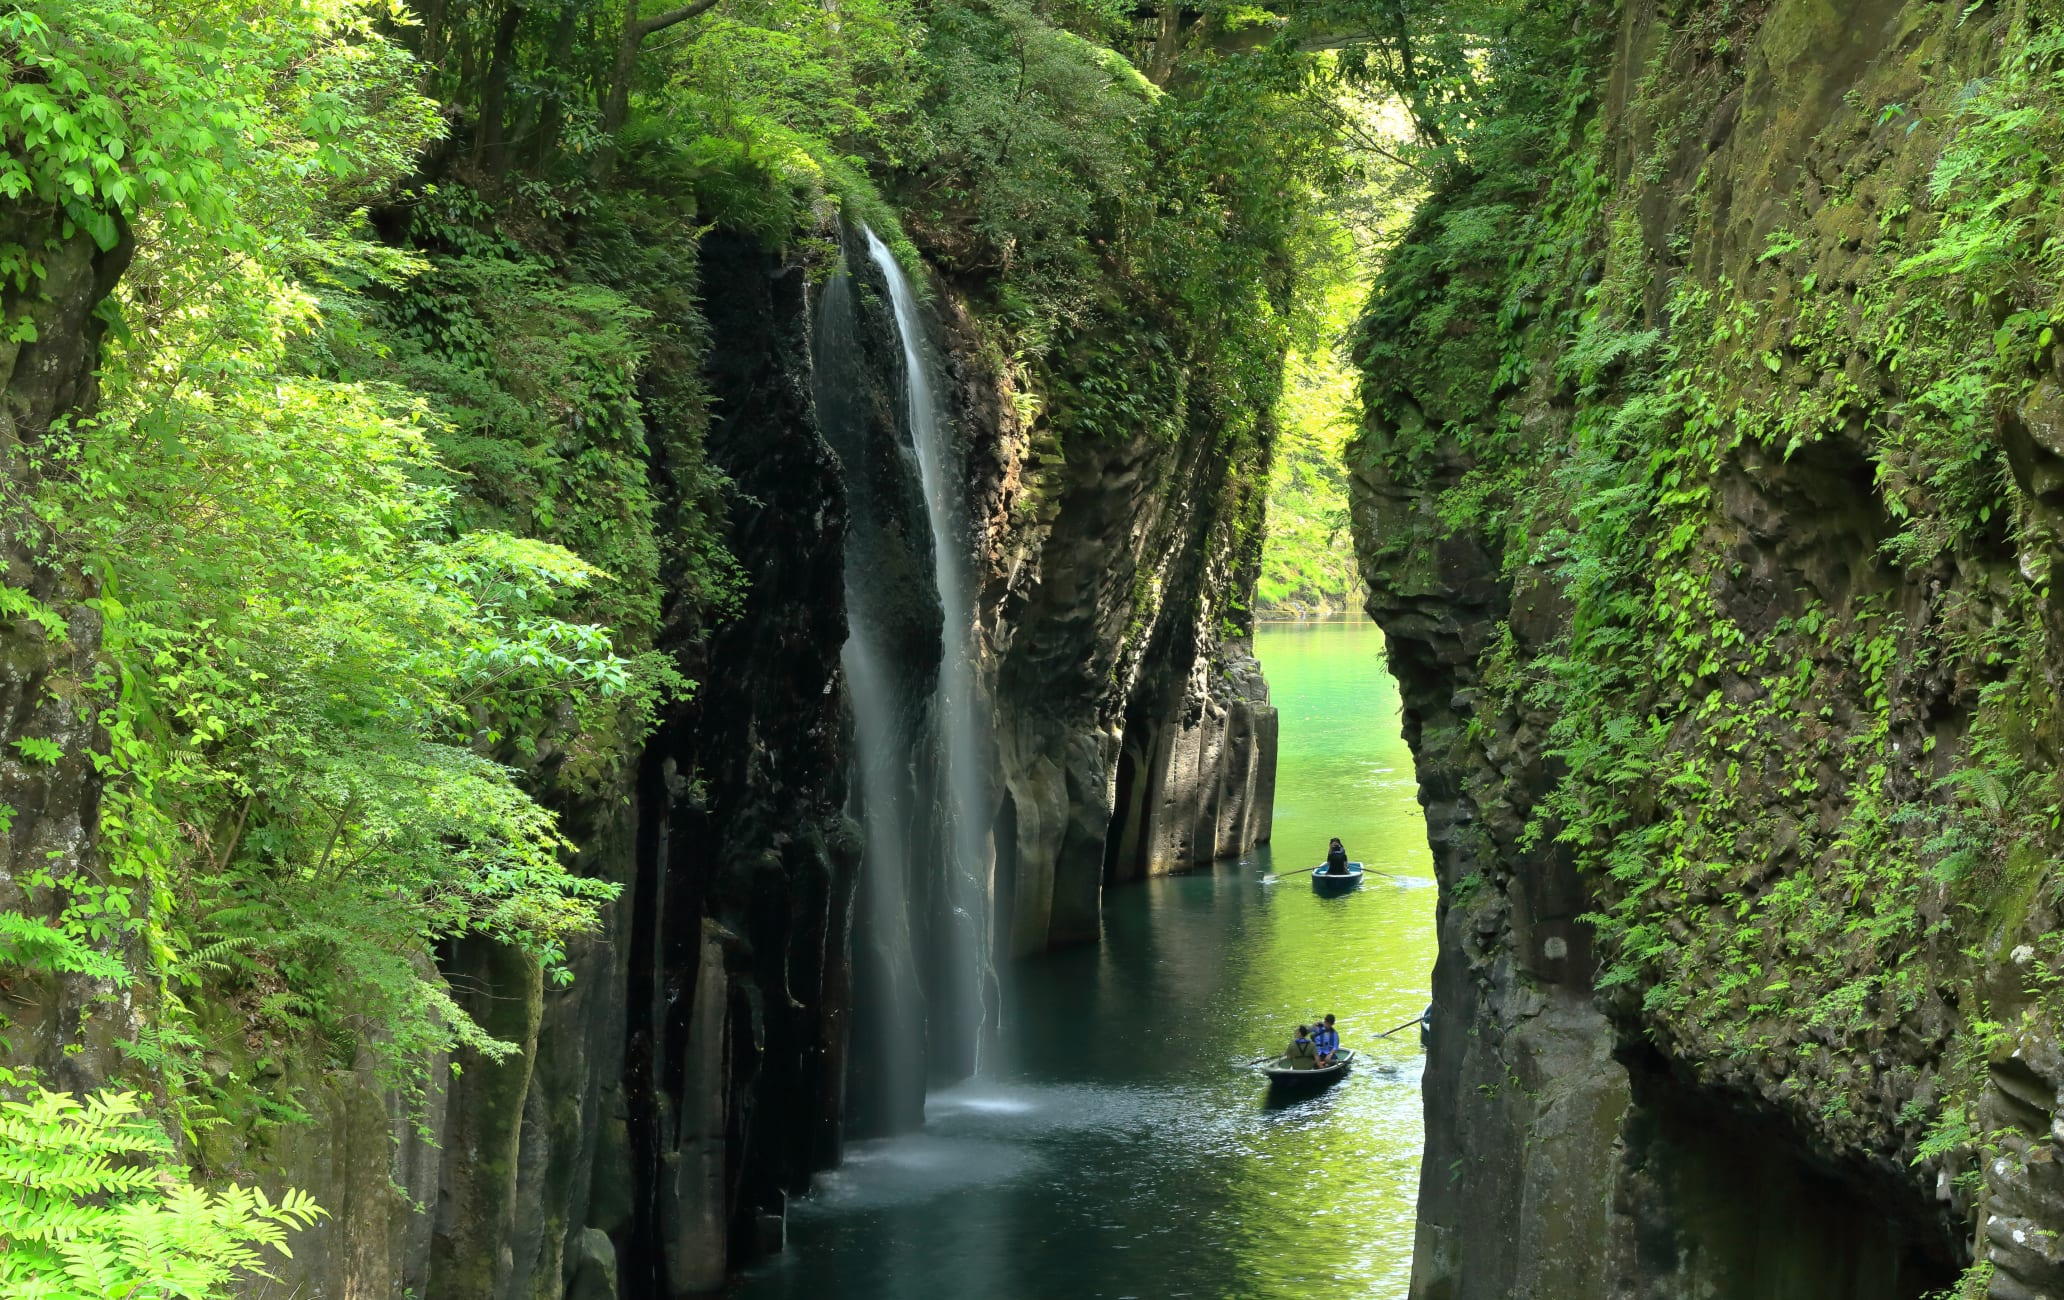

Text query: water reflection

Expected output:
[732,618,1433,1299]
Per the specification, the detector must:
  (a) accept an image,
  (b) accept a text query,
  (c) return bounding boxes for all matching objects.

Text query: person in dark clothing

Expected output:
[1325,837,1351,874]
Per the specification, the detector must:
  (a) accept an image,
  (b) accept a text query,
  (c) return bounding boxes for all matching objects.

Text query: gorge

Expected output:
[10,0,2064,1298]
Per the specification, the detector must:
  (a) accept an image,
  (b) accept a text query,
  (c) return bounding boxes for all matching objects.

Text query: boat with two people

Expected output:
[1260,1015,1355,1090]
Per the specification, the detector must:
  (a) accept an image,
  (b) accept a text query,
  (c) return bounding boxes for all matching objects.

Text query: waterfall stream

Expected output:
[862,230,993,1089]
[816,228,995,1134]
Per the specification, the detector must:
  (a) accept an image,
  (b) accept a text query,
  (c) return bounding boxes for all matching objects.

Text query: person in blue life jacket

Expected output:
[1312,1014,1341,1066]
[1325,838,1351,875]
[1286,1025,1319,1069]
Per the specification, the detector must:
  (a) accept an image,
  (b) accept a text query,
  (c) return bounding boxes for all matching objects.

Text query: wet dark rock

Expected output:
[1352,2,2055,1297]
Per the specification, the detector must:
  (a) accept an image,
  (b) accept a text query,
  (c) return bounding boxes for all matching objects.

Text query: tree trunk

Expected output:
[600,0,721,141]
[600,0,643,142]
[526,0,583,171]
[1386,1,1445,147]
[421,0,453,74]
[1148,1,1181,86]
[473,0,529,175]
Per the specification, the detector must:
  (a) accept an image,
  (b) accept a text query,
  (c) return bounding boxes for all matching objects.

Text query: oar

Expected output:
[1259,864,1402,884]
[1375,1012,1427,1039]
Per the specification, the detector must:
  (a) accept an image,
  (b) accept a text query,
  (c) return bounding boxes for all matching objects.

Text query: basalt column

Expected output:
[949,295,1281,957]
[621,231,858,1296]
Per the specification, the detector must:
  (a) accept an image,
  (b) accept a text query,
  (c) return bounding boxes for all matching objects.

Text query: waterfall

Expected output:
[861,230,994,1088]
[815,227,994,1136]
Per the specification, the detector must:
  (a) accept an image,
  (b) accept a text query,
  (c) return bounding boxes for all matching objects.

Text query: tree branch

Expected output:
[598,0,722,161]
[631,0,718,41]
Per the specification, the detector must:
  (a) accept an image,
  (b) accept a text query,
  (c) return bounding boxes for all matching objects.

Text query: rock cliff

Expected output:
[948,293,1280,958]
[1355,2,2064,1297]
[0,211,133,1095]
[209,218,1277,1297]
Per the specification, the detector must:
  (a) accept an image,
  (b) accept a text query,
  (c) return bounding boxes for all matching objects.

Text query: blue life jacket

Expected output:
[1314,1027,1340,1056]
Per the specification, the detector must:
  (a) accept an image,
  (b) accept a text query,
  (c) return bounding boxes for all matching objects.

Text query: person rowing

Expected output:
[1313,1013,1341,1066]
[1325,838,1353,875]
[1285,1024,1320,1069]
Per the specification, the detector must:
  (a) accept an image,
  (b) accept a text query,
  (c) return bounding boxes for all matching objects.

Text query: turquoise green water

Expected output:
[733,617,1435,1298]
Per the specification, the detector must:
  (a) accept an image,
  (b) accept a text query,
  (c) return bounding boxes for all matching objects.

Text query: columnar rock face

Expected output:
[225,226,1277,1296]
[949,295,1280,956]
[1108,640,1277,885]
[619,232,860,1295]
[1354,2,2064,1297]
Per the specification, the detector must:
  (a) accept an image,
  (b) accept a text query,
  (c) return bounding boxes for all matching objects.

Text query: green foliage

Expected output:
[912,0,1160,337]
[71,137,628,1093]
[0,0,240,265]
[876,0,1383,492]
[12,736,62,765]
[673,0,924,161]
[1260,267,1375,615]
[0,915,126,986]
[0,1089,323,1299]
[0,0,436,284]
[1927,1261,1997,1300]
[0,0,658,1193]
[1351,0,2064,1204]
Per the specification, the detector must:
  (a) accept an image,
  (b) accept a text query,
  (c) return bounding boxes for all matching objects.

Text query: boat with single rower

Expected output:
[1311,862,1364,893]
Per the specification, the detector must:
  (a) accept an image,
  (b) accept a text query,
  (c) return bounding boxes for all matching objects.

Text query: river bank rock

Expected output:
[1354,1,2064,1296]
[942,287,1280,957]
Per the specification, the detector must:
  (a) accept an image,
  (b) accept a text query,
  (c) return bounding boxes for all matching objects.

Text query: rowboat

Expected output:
[1260,1048,1355,1088]
[1310,862,1364,893]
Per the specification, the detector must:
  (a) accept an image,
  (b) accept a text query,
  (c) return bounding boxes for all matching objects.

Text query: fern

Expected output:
[0,1088,325,1299]
[0,915,127,985]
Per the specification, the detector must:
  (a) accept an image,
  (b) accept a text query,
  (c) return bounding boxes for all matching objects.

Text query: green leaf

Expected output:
[12,736,63,766]
[63,203,119,253]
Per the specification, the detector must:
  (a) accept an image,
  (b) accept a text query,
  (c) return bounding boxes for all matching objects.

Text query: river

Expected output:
[732,617,1436,1299]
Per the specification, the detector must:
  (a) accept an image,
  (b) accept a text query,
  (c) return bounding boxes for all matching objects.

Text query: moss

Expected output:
[1354,0,2064,1205]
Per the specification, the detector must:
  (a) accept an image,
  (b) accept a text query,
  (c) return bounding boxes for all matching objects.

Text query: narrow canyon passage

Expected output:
[732,619,1434,1299]
[35,3,2064,1298]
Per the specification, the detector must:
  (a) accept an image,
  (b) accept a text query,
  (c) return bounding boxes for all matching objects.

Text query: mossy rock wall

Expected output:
[1354,0,2064,1295]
